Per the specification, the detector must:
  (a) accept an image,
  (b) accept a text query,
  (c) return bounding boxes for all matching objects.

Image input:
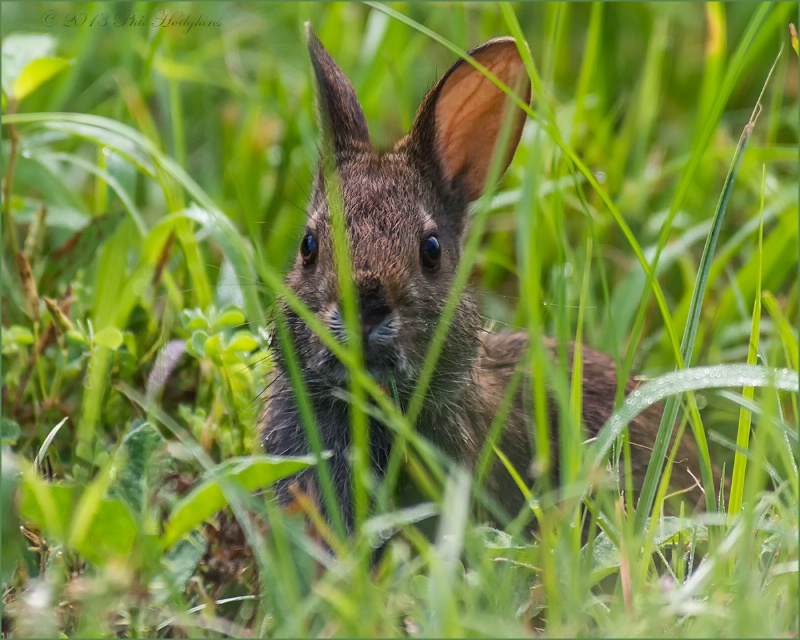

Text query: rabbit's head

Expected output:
[282,26,531,400]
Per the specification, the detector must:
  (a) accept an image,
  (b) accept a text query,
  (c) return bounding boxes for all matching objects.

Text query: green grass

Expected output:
[2,2,798,637]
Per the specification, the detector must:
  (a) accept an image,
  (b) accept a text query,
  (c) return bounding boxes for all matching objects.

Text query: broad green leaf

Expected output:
[67,451,142,566]
[13,56,71,102]
[162,455,317,548]
[112,422,166,516]
[94,326,123,350]
[189,330,209,357]
[203,333,224,362]
[74,498,139,565]
[214,307,246,329]
[225,332,259,353]
[152,530,206,604]
[20,471,74,541]
[1,32,57,98]
[181,308,208,330]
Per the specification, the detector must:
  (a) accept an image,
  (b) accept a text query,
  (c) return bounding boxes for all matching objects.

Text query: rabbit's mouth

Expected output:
[305,342,414,390]
[296,303,420,393]
[318,305,411,367]
[365,356,414,385]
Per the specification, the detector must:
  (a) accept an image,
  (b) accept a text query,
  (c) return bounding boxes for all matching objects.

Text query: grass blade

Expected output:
[589,364,799,472]
[633,44,785,532]
[728,166,766,519]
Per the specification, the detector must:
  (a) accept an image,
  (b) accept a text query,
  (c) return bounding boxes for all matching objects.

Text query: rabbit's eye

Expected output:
[300,233,318,266]
[420,235,441,270]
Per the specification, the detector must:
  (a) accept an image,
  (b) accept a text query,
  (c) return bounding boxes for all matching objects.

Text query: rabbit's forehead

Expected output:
[311,156,434,235]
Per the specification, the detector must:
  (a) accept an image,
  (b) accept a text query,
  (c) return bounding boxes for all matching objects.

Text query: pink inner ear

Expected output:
[435,45,529,201]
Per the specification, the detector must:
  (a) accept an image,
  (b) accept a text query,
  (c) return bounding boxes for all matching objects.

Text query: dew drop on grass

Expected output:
[596,364,799,461]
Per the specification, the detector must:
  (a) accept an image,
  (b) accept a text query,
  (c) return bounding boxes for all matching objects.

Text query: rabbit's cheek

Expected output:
[321,303,346,344]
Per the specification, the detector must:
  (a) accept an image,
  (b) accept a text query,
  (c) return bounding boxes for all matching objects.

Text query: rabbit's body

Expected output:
[260,27,706,531]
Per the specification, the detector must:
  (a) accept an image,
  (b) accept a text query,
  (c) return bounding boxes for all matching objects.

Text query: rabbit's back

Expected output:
[462,331,705,516]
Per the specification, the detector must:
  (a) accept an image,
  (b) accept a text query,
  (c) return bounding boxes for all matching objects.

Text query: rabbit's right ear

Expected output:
[305,24,370,154]
[400,38,531,202]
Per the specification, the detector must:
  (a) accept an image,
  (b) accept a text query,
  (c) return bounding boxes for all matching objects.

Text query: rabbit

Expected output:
[260,25,709,533]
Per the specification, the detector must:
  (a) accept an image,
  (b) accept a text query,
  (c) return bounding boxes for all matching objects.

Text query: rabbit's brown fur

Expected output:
[260,27,706,531]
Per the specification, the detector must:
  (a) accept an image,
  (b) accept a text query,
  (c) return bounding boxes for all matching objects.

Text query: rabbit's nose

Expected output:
[360,296,392,338]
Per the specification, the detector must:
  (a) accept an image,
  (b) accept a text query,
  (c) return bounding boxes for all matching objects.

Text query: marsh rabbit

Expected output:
[260,26,707,533]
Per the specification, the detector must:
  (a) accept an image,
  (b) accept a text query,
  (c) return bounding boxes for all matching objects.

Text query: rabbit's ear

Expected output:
[402,38,530,201]
[306,24,370,153]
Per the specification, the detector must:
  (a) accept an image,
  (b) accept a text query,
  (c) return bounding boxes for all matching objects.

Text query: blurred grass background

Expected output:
[2,1,798,637]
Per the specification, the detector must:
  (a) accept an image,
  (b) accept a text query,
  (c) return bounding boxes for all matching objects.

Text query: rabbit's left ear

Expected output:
[401,38,531,201]
[306,23,370,154]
